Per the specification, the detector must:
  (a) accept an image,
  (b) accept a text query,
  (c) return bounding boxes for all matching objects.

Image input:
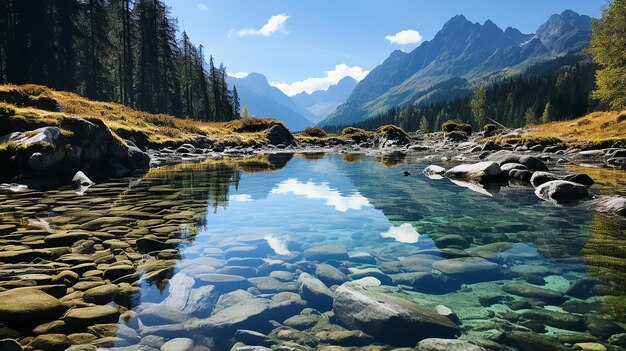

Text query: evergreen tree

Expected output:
[470,85,488,127]
[241,106,250,118]
[541,102,553,123]
[589,0,626,110]
[232,85,241,117]
[524,107,536,125]
[81,0,112,100]
[419,116,430,133]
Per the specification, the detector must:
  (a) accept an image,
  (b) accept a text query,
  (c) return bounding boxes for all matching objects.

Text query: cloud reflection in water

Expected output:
[271,178,371,212]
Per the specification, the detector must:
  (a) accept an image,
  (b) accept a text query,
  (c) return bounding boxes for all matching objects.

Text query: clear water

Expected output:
[1,153,626,350]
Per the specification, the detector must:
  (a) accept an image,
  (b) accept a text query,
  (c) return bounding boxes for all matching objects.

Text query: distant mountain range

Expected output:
[291,76,358,123]
[319,10,593,127]
[227,73,359,131]
[226,73,315,131]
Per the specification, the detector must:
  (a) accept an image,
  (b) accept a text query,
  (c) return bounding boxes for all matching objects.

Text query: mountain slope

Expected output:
[321,10,593,127]
[291,76,358,123]
[227,73,314,131]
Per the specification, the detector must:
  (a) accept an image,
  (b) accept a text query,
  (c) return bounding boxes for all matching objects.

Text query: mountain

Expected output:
[291,76,358,123]
[320,10,593,127]
[227,73,314,131]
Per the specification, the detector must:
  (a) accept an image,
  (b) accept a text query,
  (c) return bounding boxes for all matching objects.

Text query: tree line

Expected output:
[325,57,597,133]
[0,0,240,121]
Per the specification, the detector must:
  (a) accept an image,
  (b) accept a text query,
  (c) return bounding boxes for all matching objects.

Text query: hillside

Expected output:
[0,84,284,147]
[321,10,593,127]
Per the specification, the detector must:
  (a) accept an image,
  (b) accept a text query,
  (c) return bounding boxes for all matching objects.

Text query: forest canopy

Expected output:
[0,0,240,122]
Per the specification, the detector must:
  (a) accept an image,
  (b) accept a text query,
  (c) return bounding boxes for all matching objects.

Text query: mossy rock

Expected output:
[442,120,472,135]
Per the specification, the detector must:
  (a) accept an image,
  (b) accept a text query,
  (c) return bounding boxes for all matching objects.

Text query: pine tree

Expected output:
[81,0,112,100]
[232,85,241,117]
[241,106,250,118]
[589,0,626,110]
[419,116,429,133]
[470,85,488,127]
[524,107,536,125]
[541,102,553,123]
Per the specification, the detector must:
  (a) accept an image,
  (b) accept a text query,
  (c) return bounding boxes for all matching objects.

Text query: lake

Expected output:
[1,153,625,350]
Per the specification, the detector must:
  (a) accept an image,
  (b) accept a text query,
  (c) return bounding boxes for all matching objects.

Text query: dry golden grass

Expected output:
[0,84,278,146]
[145,154,283,178]
[498,110,626,148]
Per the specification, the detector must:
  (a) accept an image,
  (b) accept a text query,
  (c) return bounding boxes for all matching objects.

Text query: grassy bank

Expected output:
[0,84,283,147]
[498,110,626,149]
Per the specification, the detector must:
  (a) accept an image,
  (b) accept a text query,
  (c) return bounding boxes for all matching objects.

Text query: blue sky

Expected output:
[164,0,605,95]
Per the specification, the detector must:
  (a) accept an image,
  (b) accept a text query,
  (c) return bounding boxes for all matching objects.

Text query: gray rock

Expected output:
[431,257,500,283]
[500,163,528,172]
[520,309,586,332]
[234,330,272,347]
[315,263,350,286]
[502,283,565,304]
[563,173,594,186]
[481,140,502,151]
[161,273,218,316]
[297,273,334,311]
[587,196,626,217]
[303,246,348,261]
[509,169,533,183]
[332,282,460,346]
[444,162,501,182]
[534,180,588,203]
[486,151,549,171]
[390,272,461,294]
[423,165,446,178]
[416,338,486,351]
[186,290,270,333]
[530,171,558,187]
[266,125,294,146]
[160,338,194,351]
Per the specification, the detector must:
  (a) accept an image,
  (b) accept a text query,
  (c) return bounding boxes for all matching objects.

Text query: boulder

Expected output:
[332,282,460,346]
[530,171,558,187]
[160,338,194,351]
[160,273,218,316]
[509,169,533,183]
[416,338,486,351]
[486,151,549,171]
[534,180,588,203]
[423,165,446,179]
[481,140,502,152]
[63,306,120,328]
[266,125,294,146]
[564,173,594,186]
[297,273,334,311]
[0,288,66,329]
[431,257,500,283]
[314,263,350,286]
[303,245,348,261]
[29,334,71,351]
[185,290,270,333]
[444,162,501,182]
[375,125,410,148]
[587,196,626,217]
[502,283,565,304]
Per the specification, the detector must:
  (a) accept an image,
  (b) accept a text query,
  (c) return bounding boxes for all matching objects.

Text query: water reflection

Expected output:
[380,223,420,243]
[2,153,626,350]
[270,178,372,212]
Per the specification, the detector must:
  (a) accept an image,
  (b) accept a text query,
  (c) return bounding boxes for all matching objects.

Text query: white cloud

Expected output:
[270,64,369,96]
[197,3,208,11]
[228,72,249,79]
[236,13,289,37]
[380,223,420,243]
[265,235,291,255]
[229,194,253,202]
[271,178,371,212]
[385,29,423,45]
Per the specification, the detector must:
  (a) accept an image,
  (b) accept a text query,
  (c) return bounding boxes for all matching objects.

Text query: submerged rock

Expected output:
[587,196,626,217]
[332,282,460,346]
[502,283,565,304]
[416,338,486,351]
[297,273,334,311]
[534,180,588,203]
[0,288,66,329]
